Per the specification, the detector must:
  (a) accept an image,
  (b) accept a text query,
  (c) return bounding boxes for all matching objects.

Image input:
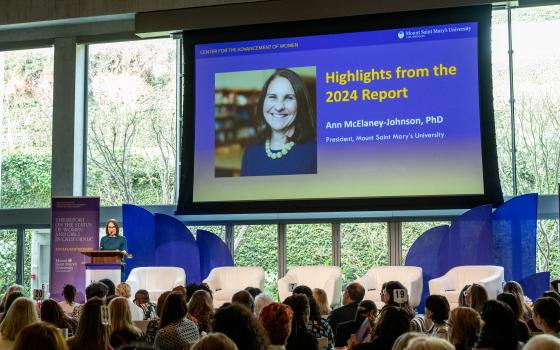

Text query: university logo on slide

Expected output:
[398,31,405,39]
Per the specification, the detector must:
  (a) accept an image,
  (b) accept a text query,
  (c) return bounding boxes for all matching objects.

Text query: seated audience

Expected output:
[187,290,214,334]
[254,293,274,317]
[380,281,415,320]
[0,297,38,349]
[497,292,530,342]
[115,282,144,321]
[283,294,318,350]
[154,292,199,350]
[191,333,239,350]
[458,284,471,307]
[392,332,427,350]
[40,299,78,337]
[351,301,378,345]
[186,283,213,303]
[335,300,376,347]
[109,297,142,349]
[328,283,365,337]
[475,300,519,350]
[292,285,313,298]
[532,296,560,336]
[307,295,334,350]
[425,295,450,340]
[13,321,69,350]
[144,290,172,345]
[231,290,255,313]
[542,290,560,304]
[213,302,269,350]
[313,288,330,317]
[245,287,263,299]
[0,284,23,314]
[259,302,293,350]
[448,307,481,350]
[406,337,454,350]
[58,284,81,316]
[0,292,24,324]
[67,297,111,350]
[550,279,560,293]
[503,281,532,322]
[71,281,108,320]
[352,305,410,350]
[99,278,117,302]
[523,334,560,350]
[463,283,488,314]
[134,289,157,320]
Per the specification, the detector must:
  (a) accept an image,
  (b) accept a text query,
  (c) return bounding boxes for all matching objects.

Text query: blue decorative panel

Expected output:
[122,204,155,279]
[520,272,550,303]
[196,230,233,280]
[492,194,538,282]
[154,214,201,284]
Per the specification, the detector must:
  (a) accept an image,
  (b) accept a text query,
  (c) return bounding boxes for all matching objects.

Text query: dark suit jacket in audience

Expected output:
[335,319,362,347]
[328,302,359,337]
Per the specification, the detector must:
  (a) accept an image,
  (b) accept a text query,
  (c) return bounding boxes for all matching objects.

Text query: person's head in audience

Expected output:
[406,337,455,350]
[306,294,323,323]
[313,288,330,315]
[99,278,116,296]
[254,293,274,317]
[0,297,38,341]
[283,293,317,349]
[370,305,410,346]
[355,299,377,323]
[156,291,172,319]
[63,284,77,304]
[381,281,415,319]
[532,297,560,334]
[0,291,24,322]
[187,289,214,333]
[190,332,239,350]
[134,289,150,306]
[13,321,69,350]
[70,297,110,350]
[550,279,560,293]
[292,285,313,298]
[503,280,529,318]
[497,292,523,320]
[458,284,471,307]
[448,307,481,349]
[542,290,560,304]
[174,284,188,296]
[116,282,132,298]
[464,283,488,313]
[40,299,69,329]
[343,282,365,305]
[213,302,269,350]
[160,292,188,329]
[425,294,450,326]
[109,297,141,336]
[392,332,426,350]
[259,302,293,346]
[85,281,109,300]
[0,284,23,313]
[523,334,560,350]
[231,290,254,313]
[476,300,519,350]
[245,287,262,299]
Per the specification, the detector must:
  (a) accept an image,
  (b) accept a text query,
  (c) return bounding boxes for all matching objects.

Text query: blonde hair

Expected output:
[405,337,454,350]
[313,288,330,315]
[393,332,426,350]
[0,297,39,340]
[448,307,481,347]
[13,321,69,350]
[190,333,238,350]
[116,283,132,298]
[109,297,141,336]
[187,290,214,333]
[523,334,560,350]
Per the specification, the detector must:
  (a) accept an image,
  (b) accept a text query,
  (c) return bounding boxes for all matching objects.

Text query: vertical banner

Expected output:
[50,197,100,303]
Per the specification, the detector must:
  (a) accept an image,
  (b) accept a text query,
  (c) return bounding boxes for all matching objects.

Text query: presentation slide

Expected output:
[192,22,484,203]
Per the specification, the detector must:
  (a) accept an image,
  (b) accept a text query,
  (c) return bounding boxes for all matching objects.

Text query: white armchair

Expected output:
[429,265,504,309]
[203,266,265,308]
[278,266,342,307]
[126,266,186,302]
[354,266,423,309]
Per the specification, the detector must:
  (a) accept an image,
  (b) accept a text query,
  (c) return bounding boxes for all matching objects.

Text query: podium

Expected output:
[81,250,126,289]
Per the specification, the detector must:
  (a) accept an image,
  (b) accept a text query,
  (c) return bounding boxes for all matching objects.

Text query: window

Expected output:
[536,219,560,279]
[26,229,50,296]
[0,229,18,293]
[287,224,332,269]
[187,225,226,241]
[87,39,177,205]
[0,48,53,208]
[402,221,451,264]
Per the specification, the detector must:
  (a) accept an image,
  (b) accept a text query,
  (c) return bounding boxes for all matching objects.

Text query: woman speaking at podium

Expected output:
[100,219,128,281]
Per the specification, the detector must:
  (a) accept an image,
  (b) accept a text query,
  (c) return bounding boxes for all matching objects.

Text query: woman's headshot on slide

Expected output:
[241,68,317,176]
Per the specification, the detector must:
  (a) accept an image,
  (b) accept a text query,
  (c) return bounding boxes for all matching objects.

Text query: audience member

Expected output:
[188,289,214,334]
[71,281,108,320]
[391,332,426,350]
[351,301,378,345]
[463,283,488,314]
[67,297,111,350]
[144,290,172,345]
[154,292,199,350]
[0,284,23,314]
[503,281,532,321]
[542,290,560,304]
[109,297,142,349]
[328,283,365,336]
[191,333,239,350]
[0,297,38,349]
[259,302,293,349]
[523,334,560,350]
[245,287,263,299]
[475,300,519,350]
[380,281,415,320]
[133,289,157,320]
[254,293,274,317]
[458,284,470,307]
[313,288,330,317]
[0,291,23,323]
[448,307,481,350]
[352,305,410,350]
[40,299,78,337]
[532,296,560,336]
[292,285,313,298]
[335,300,376,347]
[99,278,116,302]
[307,295,334,349]
[231,290,255,313]
[13,321,69,350]
[115,282,144,321]
[425,295,450,340]
[406,337,454,350]
[497,292,530,342]
[283,294,319,350]
[213,302,269,350]
[186,283,213,303]
[550,279,560,293]
[58,284,81,316]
